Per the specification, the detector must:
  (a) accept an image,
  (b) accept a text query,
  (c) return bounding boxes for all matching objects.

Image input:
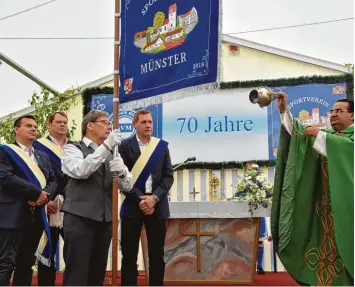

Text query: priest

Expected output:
[271,92,354,286]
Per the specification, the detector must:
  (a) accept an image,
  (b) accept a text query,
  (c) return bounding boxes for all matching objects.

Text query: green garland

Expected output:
[220,74,353,96]
[172,160,276,171]
[82,74,353,115]
[81,74,353,170]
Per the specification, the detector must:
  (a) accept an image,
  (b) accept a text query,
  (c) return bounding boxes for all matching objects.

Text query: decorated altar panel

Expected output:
[141,202,271,284]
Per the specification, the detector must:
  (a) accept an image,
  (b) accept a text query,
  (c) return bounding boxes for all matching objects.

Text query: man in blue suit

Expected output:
[119,109,174,286]
[0,115,57,286]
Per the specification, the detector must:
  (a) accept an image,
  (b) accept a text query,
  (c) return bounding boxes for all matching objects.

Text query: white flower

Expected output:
[256,175,265,182]
[237,183,247,192]
[263,181,273,191]
[251,170,258,177]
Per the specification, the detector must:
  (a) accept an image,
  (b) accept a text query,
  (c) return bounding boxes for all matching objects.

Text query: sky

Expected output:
[0,0,354,117]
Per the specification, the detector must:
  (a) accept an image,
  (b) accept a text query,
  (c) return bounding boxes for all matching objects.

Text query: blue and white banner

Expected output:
[267,83,346,160]
[119,0,221,109]
[90,94,162,139]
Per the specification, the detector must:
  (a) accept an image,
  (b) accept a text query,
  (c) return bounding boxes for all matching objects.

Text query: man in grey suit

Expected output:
[118,109,174,286]
[61,110,134,286]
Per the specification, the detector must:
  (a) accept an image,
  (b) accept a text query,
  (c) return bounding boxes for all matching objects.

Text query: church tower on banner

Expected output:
[168,3,177,32]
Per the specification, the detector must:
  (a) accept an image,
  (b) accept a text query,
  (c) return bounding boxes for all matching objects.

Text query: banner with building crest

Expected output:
[268,83,346,160]
[119,0,221,109]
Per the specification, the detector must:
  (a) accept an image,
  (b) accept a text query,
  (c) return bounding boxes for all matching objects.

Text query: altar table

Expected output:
[140,201,271,285]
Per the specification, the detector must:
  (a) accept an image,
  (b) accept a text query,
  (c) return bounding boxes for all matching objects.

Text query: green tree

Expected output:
[344,63,354,100]
[153,12,165,29]
[345,63,354,75]
[0,86,79,144]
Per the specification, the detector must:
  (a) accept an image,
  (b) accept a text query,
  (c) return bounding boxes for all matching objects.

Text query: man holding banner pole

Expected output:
[116,0,220,284]
[0,115,57,286]
[61,110,134,286]
[118,109,174,286]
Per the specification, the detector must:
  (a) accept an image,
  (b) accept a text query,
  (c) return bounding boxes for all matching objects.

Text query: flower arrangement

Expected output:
[233,163,273,215]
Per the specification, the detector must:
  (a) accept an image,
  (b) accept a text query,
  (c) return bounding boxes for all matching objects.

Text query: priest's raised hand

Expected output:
[303,126,319,137]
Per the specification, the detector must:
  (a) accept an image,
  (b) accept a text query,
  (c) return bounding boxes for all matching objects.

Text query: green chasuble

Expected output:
[271,119,354,286]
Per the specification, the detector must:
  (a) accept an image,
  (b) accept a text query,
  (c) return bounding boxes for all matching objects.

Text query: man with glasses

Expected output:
[271,94,354,286]
[61,110,134,286]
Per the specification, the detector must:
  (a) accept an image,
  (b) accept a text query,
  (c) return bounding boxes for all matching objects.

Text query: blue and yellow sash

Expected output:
[0,144,52,267]
[33,137,63,169]
[33,137,65,266]
[119,137,168,220]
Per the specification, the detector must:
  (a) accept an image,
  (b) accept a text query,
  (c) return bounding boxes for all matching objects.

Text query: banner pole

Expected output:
[112,0,120,284]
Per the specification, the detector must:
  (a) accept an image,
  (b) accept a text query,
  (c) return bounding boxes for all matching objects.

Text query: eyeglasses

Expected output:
[329,109,350,114]
[93,120,111,126]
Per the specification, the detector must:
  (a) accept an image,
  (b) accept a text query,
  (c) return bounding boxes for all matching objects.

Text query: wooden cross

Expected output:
[189,187,199,201]
[182,219,214,272]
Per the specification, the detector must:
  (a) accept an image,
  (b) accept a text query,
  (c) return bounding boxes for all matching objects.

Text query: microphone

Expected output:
[184,157,196,163]
[173,157,196,170]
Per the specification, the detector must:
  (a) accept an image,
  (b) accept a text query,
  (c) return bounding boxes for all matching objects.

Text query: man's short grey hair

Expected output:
[82,110,109,137]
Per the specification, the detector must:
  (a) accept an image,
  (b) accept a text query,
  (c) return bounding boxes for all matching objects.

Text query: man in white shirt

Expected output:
[61,110,133,286]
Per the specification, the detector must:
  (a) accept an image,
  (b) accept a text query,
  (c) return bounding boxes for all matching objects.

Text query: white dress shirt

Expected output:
[47,136,67,228]
[136,135,153,194]
[17,141,38,164]
[48,135,68,146]
[62,137,133,191]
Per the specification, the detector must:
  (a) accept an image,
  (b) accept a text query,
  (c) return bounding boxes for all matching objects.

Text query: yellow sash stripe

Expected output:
[119,137,161,216]
[37,234,48,253]
[131,137,160,184]
[7,144,47,189]
[37,138,64,158]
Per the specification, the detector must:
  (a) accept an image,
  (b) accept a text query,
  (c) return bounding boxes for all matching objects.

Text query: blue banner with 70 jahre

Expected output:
[119,0,221,109]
